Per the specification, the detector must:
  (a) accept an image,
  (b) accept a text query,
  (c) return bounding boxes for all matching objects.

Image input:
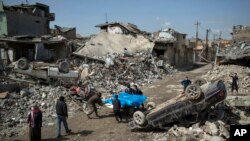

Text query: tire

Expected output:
[146,102,156,110]
[133,111,146,126]
[185,84,204,102]
[17,58,29,70]
[194,78,207,86]
[58,61,69,73]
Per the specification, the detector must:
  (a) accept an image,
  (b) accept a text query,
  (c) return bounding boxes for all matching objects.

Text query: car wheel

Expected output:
[17,58,29,70]
[185,85,203,102]
[146,102,156,110]
[58,61,69,73]
[194,78,207,86]
[133,111,146,126]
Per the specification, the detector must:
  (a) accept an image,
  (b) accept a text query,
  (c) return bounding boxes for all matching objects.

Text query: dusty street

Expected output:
[0,1,249,141]
[8,65,213,141]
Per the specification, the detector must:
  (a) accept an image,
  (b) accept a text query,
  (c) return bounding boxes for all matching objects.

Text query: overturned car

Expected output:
[128,80,227,131]
[8,58,79,85]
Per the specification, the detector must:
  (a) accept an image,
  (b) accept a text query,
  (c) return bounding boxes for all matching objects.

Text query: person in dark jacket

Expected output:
[27,105,42,141]
[112,94,122,122]
[181,76,192,92]
[56,96,71,138]
[86,92,103,118]
[230,73,239,95]
[131,85,143,95]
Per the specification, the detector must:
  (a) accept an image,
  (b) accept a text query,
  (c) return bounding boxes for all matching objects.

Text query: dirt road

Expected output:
[10,64,213,141]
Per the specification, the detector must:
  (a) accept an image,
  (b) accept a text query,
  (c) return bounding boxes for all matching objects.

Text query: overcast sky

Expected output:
[3,0,250,39]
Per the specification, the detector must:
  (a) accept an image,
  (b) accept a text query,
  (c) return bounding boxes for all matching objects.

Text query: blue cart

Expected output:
[103,92,147,112]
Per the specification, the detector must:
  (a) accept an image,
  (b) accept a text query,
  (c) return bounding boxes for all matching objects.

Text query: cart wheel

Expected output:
[185,84,204,102]
[17,58,29,70]
[133,111,146,126]
[146,102,156,110]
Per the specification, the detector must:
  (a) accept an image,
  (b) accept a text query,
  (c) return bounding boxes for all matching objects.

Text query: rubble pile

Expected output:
[74,32,154,58]
[202,65,250,94]
[165,121,229,141]
[76,51,177,93]
[0,85,76,137]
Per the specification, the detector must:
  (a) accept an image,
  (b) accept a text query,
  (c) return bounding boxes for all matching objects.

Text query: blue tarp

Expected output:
[103,92,147,108]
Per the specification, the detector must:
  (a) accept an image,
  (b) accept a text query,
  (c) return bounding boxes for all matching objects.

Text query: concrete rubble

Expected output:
[74,50,178,93]
[0,47,177,138]
[152,121,229,141]
[0,85,77,137]
[73,32,154,59]
[202,65,250,94]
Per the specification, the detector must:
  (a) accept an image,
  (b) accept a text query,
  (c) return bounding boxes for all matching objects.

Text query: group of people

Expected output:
[181,73,239,95]
[27,96,71,141]
[27,82,144,140]
[26,73,239,140]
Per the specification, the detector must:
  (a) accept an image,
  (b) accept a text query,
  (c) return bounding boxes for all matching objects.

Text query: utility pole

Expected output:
[205,29,211,60]
[194,21,200,63]
[105,13,108,24]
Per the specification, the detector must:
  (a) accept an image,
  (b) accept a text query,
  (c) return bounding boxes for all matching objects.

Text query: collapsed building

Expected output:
[152,28,193,67]
[51,25,76,39]
[216,25,250,65]
[73,22,154,60]
[232,25,250,44]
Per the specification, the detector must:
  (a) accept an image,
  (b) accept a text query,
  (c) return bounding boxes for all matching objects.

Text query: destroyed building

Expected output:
[232,25,250,44]
[51,25,76,39]
[188,38,216,63]
[0,36,70,65]
[152,28,193,67]
[216,25,250,65]
[95,22,143,36]
[74,22,154,59]
[0,1,54,37]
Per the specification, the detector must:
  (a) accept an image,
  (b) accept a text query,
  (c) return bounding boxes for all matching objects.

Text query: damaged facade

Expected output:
[0,36,70,65]
[232,25,250,44]
[0,1,54,37]
[51,25,76,39]
[189,38,216,62]
[216,25,250,65]
[95,22,144,36]
[152,28,193,67]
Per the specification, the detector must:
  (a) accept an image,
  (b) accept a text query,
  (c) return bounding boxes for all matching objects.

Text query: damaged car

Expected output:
[128,80,227,131]
[9,57,79,85]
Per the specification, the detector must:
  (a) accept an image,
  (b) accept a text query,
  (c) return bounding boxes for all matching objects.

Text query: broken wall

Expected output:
[4,10,49,36]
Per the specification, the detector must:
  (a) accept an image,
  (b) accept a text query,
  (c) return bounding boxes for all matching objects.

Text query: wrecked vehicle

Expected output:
[9,58,78,85]
[128,80,227,131]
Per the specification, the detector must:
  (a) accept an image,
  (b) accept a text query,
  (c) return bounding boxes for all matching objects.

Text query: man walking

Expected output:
[181,76,192,92]
[112,95,122,122]
[27,105,42,141]
[56,96,71,138]
[230,73,239,95]
[86,92,103,118]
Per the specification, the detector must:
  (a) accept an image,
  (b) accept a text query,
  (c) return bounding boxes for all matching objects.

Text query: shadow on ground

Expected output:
[41,130,93,141]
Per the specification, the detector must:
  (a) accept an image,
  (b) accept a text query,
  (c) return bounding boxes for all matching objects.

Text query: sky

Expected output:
[3,0,250,39]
